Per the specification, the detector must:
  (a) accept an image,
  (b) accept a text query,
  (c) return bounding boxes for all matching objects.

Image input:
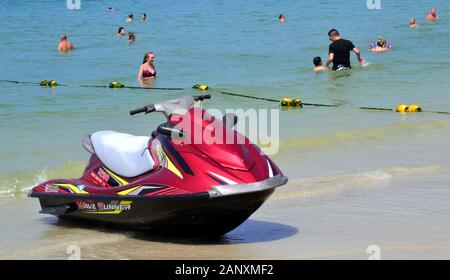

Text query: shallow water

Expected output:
[0,0,449,259]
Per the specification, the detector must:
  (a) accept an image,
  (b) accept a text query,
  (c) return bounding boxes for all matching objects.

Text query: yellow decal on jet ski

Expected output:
[85,201,132,215]
[103,167,129,186]
[117,186,140,195]
[53,183,89,194]
[161,149,183,179]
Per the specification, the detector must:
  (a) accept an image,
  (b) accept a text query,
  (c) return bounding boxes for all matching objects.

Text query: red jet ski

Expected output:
[29,95,288,236]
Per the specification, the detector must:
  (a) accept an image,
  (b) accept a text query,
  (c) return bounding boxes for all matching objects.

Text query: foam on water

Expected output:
[270,164,448,201]
[0,161,85,198]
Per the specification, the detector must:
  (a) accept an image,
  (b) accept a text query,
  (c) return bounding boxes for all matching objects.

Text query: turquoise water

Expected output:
[0,0,450,259]
[1,0,449,174]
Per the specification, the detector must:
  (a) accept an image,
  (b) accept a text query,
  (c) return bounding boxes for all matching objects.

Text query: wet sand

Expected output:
[2,138,449,260]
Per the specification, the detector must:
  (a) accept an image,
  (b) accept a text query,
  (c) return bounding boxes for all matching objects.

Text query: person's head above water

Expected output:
[118,27,125,35]
[426,7,438,21]
[128,32,136,43]
[328,29,340,41]
[410,17,416,24]
[313,57,322,66]
[430,8,437,16]
[141,13,147,21]
[278,14,285,23]
[142,52,155,64]
[57,34,73,52]
[128,13,134,19]
[376,36,387,47]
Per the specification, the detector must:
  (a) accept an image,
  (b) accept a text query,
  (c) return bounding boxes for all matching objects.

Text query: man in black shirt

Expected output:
[326,29,364,71]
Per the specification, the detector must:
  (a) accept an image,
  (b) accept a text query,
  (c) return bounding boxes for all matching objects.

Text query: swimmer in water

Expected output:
[409,17,419,28]
[137,52,157,82]
[57,34,74,52]
[313,57,328,72]
[128,32,136,44]
[117,27,125,36]
[426,8,438,22]
[278,14,285,23]
[107,7,113,12]
[141,13,147,21]
[370,36,390,52]
[126,13,134,23]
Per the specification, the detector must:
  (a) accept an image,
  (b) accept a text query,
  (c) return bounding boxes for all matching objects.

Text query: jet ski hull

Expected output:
[31,188,275,236]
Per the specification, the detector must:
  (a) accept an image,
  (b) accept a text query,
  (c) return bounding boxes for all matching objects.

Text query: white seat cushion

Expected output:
[90,131,154,178]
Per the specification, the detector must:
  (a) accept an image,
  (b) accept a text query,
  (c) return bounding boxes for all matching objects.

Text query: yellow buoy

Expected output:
[396,104,408,113]
[109,82,124,88]
[292,98,303,108]
[40,80,58,87]
[280,97,292,107]
[407,104,422,112]
[193,84,209,91]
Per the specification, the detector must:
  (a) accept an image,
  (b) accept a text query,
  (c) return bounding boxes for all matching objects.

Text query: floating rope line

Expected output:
[211,89,338,107]
[0,80,49,86]
[359,105,450,115]
[359,106,394,111]
[2,79,449,114]
[0,80,182,90]
[80,84,184,90]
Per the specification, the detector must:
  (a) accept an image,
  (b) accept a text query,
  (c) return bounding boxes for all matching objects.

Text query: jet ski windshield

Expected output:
[154,96,195,117]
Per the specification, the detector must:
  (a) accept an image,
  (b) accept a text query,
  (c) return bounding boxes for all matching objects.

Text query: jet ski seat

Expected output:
[86,131,154,178]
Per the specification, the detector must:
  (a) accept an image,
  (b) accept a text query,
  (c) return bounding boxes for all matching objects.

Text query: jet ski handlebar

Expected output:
[193,94,211,101]
[129,95,211,116]
[130,104,156,116]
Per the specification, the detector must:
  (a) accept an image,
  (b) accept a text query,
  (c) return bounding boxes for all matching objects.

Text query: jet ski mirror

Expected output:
[157,123,185,138]
[223,113,238,127]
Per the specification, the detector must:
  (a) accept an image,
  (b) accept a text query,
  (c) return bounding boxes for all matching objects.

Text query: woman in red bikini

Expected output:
[137,52,157,82]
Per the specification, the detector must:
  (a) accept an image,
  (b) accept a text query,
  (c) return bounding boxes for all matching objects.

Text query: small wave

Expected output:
[0,161,85,198]
[385,165,444,176]
[270,169,392,200]
[270,164,448,201]
[278,120,450,153]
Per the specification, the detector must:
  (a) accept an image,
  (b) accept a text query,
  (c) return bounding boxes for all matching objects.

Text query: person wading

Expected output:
[325,29,364,71]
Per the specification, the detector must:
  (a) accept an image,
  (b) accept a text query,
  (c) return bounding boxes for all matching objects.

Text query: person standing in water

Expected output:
[325,29,364,71]
[137,52,157,81]
[426,8,438,22]
[57,34,74,52]
[409,17,419,28]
